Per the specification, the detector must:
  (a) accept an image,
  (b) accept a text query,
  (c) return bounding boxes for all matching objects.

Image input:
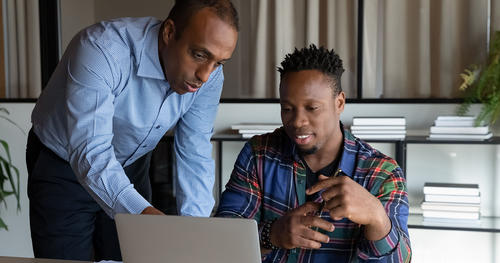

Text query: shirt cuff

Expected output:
[112,186,151,217]
[358,218,400,258]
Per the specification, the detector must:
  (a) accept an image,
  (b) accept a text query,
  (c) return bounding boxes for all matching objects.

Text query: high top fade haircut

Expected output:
[166,0,239,39]
[278,44,345,96]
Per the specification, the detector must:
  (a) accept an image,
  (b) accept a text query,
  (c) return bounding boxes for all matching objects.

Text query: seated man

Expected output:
[216,45,411,262]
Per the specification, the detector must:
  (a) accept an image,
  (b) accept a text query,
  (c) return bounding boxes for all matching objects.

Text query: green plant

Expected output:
[0,107,22,230]
[457,31,500,126]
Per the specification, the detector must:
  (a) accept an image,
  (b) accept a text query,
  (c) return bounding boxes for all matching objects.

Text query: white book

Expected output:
[436,116,476,121]
[352,130,406,135]
[241,133,262,139]
[421,202,480,212]
[434,119,476,127]
[354,134,406,140]
[425,194,480,204]
[231,123,282,130]
[352,117,406,126]
[428,133,493,141]
[423,210,480,220]
[350,125,406,131]
[430,126,489,135]
[423,182,479,196]
[238,129,275,134]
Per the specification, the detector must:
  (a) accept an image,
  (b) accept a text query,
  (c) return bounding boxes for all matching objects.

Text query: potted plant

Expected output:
[0,107,21,230]
[457,31,500,126]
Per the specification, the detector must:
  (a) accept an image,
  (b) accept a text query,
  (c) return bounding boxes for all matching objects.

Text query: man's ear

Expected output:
[335,91,346,113]
[162,19,176,45]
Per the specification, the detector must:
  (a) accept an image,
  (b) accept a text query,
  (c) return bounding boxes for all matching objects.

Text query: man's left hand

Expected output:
[306,175,391,241]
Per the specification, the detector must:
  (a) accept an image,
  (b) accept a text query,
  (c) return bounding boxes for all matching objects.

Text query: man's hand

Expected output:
[306,175,391,241]
[270,202,334,250]
[140,206,165,215]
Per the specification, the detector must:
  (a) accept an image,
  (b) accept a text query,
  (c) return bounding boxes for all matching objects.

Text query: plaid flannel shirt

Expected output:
[216,127,411,263]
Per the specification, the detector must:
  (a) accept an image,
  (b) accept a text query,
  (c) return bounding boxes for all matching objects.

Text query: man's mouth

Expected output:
[294,134,313,145]
[184,81,202,92]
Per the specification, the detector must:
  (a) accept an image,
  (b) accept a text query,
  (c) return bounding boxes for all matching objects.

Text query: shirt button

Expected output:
[142,145,147,148]
[155,125,161,129]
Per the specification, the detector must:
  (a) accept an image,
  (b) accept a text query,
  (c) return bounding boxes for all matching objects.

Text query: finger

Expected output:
[300,216,335,232]
[293,235,324,250]
[299,227,331,244]
[328,205,349,221]
[318,174,329,181]
[320,185,343,203]
[293,202,321,215]
[306,177,335,195]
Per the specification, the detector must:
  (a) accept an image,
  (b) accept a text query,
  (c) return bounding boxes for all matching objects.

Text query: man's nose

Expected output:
[293,109,308,128]
[195,63,213,83]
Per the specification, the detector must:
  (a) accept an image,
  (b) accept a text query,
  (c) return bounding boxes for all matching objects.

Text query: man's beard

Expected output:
[298,145,318,156]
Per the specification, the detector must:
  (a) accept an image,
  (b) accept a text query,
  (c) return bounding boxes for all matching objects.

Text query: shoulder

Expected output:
[76,17,161,62]
[245,127,291,160]
[346,130,402,178]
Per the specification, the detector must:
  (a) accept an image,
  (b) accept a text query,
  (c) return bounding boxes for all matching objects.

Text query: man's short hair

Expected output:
[278,44,345,95]
[167,0,239,39]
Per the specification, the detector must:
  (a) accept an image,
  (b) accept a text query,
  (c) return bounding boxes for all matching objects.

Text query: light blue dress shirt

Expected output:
[31,17,223,218]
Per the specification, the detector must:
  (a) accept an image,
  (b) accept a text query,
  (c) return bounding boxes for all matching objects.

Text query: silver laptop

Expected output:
[115,214,261,263]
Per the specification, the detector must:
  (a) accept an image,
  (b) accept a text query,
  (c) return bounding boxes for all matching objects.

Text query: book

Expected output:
[237,129,276,134]
[350,125,406,131]
[436,116,476,121]
[352,117,406,126]
[423,210,480,220]
[430,126,489,135]
[428,133,493,141]
[351,130,406,135]
[231,123,282,130]
[425,194,480,204]
[420,202,480,212]
[423,182,479,196]
[434,119,476,127]
[353,134,406,140]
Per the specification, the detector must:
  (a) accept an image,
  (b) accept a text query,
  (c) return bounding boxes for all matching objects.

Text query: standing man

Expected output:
[26,0,238,261]
[216,45,411,262]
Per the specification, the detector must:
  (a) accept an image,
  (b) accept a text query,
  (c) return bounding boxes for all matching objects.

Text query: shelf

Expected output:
[408,214,500,233]
[405,136,500,144]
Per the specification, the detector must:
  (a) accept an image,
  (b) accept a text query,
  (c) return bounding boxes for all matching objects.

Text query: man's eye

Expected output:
[193,52,205,60]
[307,106,319,111]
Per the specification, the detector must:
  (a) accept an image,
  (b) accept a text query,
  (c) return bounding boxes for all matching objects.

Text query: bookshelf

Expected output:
[157,134,500,233]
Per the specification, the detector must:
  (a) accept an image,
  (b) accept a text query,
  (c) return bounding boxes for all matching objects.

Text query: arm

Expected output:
[356,166,412,262]
[174,67,224,216]
[308,165,411,262]
[65,37,151,217]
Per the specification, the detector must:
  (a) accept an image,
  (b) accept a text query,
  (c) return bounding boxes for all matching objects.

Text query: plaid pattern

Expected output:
[216,127,411,262]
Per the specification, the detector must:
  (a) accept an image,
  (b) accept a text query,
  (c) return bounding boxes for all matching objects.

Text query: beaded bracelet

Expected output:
[261,218,279,250]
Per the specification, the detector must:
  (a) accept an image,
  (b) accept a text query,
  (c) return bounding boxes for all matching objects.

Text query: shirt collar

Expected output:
[136,23,166,80]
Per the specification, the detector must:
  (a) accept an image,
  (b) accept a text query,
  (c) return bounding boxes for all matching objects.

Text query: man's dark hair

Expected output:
[166,0,239,39]
[278,44,345,95]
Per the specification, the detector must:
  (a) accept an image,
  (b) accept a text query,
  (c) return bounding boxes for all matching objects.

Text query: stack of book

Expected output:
[421,182,481,222]
[231,123,281,138]
[428,116,492,141]
[350,117,406,140]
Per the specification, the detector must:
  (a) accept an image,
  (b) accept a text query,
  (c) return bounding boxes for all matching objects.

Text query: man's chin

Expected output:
[298,145,318,156]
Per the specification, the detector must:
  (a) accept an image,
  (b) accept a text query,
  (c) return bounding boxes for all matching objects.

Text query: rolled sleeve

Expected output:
[358,218,400,259]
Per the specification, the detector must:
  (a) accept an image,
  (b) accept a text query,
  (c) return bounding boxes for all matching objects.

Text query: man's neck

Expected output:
[302,130,343,172]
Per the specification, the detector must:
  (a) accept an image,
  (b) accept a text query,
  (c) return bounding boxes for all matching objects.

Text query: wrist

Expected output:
[261,218,279,250]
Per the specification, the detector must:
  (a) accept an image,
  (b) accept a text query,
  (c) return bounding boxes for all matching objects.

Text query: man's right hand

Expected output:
[270,202,334,250]
[140,206,165,215]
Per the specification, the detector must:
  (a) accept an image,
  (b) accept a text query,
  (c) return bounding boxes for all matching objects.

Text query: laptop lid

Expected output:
[115,214,262,263]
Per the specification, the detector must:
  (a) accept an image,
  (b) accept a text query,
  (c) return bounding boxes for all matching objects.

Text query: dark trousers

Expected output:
[26,129,152,261]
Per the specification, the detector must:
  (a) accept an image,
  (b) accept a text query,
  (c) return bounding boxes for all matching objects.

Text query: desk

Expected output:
[0,257,91,263]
